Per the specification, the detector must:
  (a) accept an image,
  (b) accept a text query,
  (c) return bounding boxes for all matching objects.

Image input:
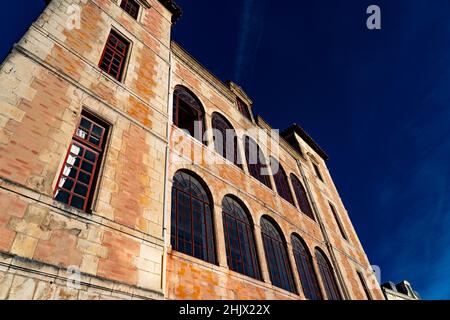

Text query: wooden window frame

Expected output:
[53,111,109,212]
[329,202,349,241]
[212,113,242,169]
[173,86,205,143]
[271,158,295,206]
[99,29,130,82]
[290,174,315,221]
[120,0,140,20]
[315,249,342,300]
[244,136,272,189]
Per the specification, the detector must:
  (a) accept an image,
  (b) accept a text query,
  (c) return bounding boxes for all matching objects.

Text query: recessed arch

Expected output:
[244,136,272,189]
[173,85,206,142]
[170,169,216,264]
[211,112,242,168]
[260,215,296,293]
[222,195,261,279]
[291,234,322,300]
[290,174,315,220]
[270,157,294,205]
[314,248,342,300]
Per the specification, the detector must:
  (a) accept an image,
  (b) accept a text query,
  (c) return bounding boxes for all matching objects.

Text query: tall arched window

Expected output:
[291,235,322,300]
[315,249,342,300]
[173,86,205,142]
[271,158,294,205]
[260,216,296,293]
[212,113,242,168]
[222,196,260,279]
[171,170,216,264]
[244,136,272,189]
[290,174,315,220]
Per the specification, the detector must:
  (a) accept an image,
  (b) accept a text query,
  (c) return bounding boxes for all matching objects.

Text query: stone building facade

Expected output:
[0,0,384,300]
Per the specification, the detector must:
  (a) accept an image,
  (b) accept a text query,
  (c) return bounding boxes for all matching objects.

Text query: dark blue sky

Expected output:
[2,1,449,299]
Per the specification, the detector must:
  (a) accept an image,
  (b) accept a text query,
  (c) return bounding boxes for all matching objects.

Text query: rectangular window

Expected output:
[329,202,348,241]
[99,30,130,81]
[312,162,324,182]
[357,271,373,300]
[120,0,140,20]
[54,111,109,212]
[237,98,252,121]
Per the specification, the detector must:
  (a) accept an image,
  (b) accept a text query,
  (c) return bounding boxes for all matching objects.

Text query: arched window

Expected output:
[212,113,242,168]
[290,174,315,220]
[173,86,205,142]
[315,249,342,300]
[271,158,294,205]
[244,136,272,189]
[171,170,216,264]
[291,235,322,300]
[222,196,260,279]
[260,216,296,293]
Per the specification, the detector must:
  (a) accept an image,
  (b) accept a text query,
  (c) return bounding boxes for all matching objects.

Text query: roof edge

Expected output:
[158,0,182,23]
[281,124,329,161]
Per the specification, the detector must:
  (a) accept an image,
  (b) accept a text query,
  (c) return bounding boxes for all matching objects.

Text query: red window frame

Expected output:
[212,113,242,169]
[99,30,130,81]
[244,136,272,189]
[173,86,205,143]
[222,196,260,280]
[329,202,348,241]
[315,249,342,300]
[261,217,296,294]
[312,162,324,182]
[53,112,108,212]
[271,158,295,205]
[291,235,323,300]
[120,0,140,20]
[170,171,216,264]
[291,174,315,220]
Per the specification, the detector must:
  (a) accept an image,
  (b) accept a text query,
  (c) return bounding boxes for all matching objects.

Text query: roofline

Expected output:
[158,0,182,23]
[281,124,329,161]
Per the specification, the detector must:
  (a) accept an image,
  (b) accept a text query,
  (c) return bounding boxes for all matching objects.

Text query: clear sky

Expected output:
[1,0,449,299]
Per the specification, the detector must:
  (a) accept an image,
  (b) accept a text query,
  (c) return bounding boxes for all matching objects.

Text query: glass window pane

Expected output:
[55,190,70,204]
[74,183,88,197]
[71,196,85,210]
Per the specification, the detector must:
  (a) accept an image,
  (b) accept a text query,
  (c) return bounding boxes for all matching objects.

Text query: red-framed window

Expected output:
[173,86,205,143]
[329,202,348,241]
[291,174,315,220]
[315,249,342,300]
[212,113,242,168]
[271,158,294,205]
[222,196,260,280]
[170,170,216,264]
[120,0,140,20]
[260,216,296,293]
[291,235,322,300]
[312,162,324,182]
[99,30,130,81]
[244,136,272,189]
[54,112,109,212]
[357,271,373,300]
[237,98,252,121]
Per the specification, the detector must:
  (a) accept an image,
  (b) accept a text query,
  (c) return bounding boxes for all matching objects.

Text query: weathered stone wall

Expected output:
[0,0,172,299]
[165,44,384,300]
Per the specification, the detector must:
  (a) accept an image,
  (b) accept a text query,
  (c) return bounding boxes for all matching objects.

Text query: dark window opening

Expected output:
[120,0,140,19]
[173,86,205,142]
[212,113,242,168]
[54,111,109,212]
[315,249,342,300]
[237,98,252,121]
[99,30,130,81]
[271,158,294,205]
[329,202,348,241]
[170,171,216,264]
[291,174,315,220]
[244,136,272,189]
[357,271,373,300]
[292,235,322,300]
[261,217,296,293]
[222,196,260,280]
[312,162,324,182]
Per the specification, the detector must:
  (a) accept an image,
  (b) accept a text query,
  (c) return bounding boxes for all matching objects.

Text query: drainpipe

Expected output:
[297,159,350,300]
[161,44,173,299]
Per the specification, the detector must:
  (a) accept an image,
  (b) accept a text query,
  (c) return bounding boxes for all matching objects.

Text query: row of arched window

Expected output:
[173,85,316,221]
[170,169,342,300]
